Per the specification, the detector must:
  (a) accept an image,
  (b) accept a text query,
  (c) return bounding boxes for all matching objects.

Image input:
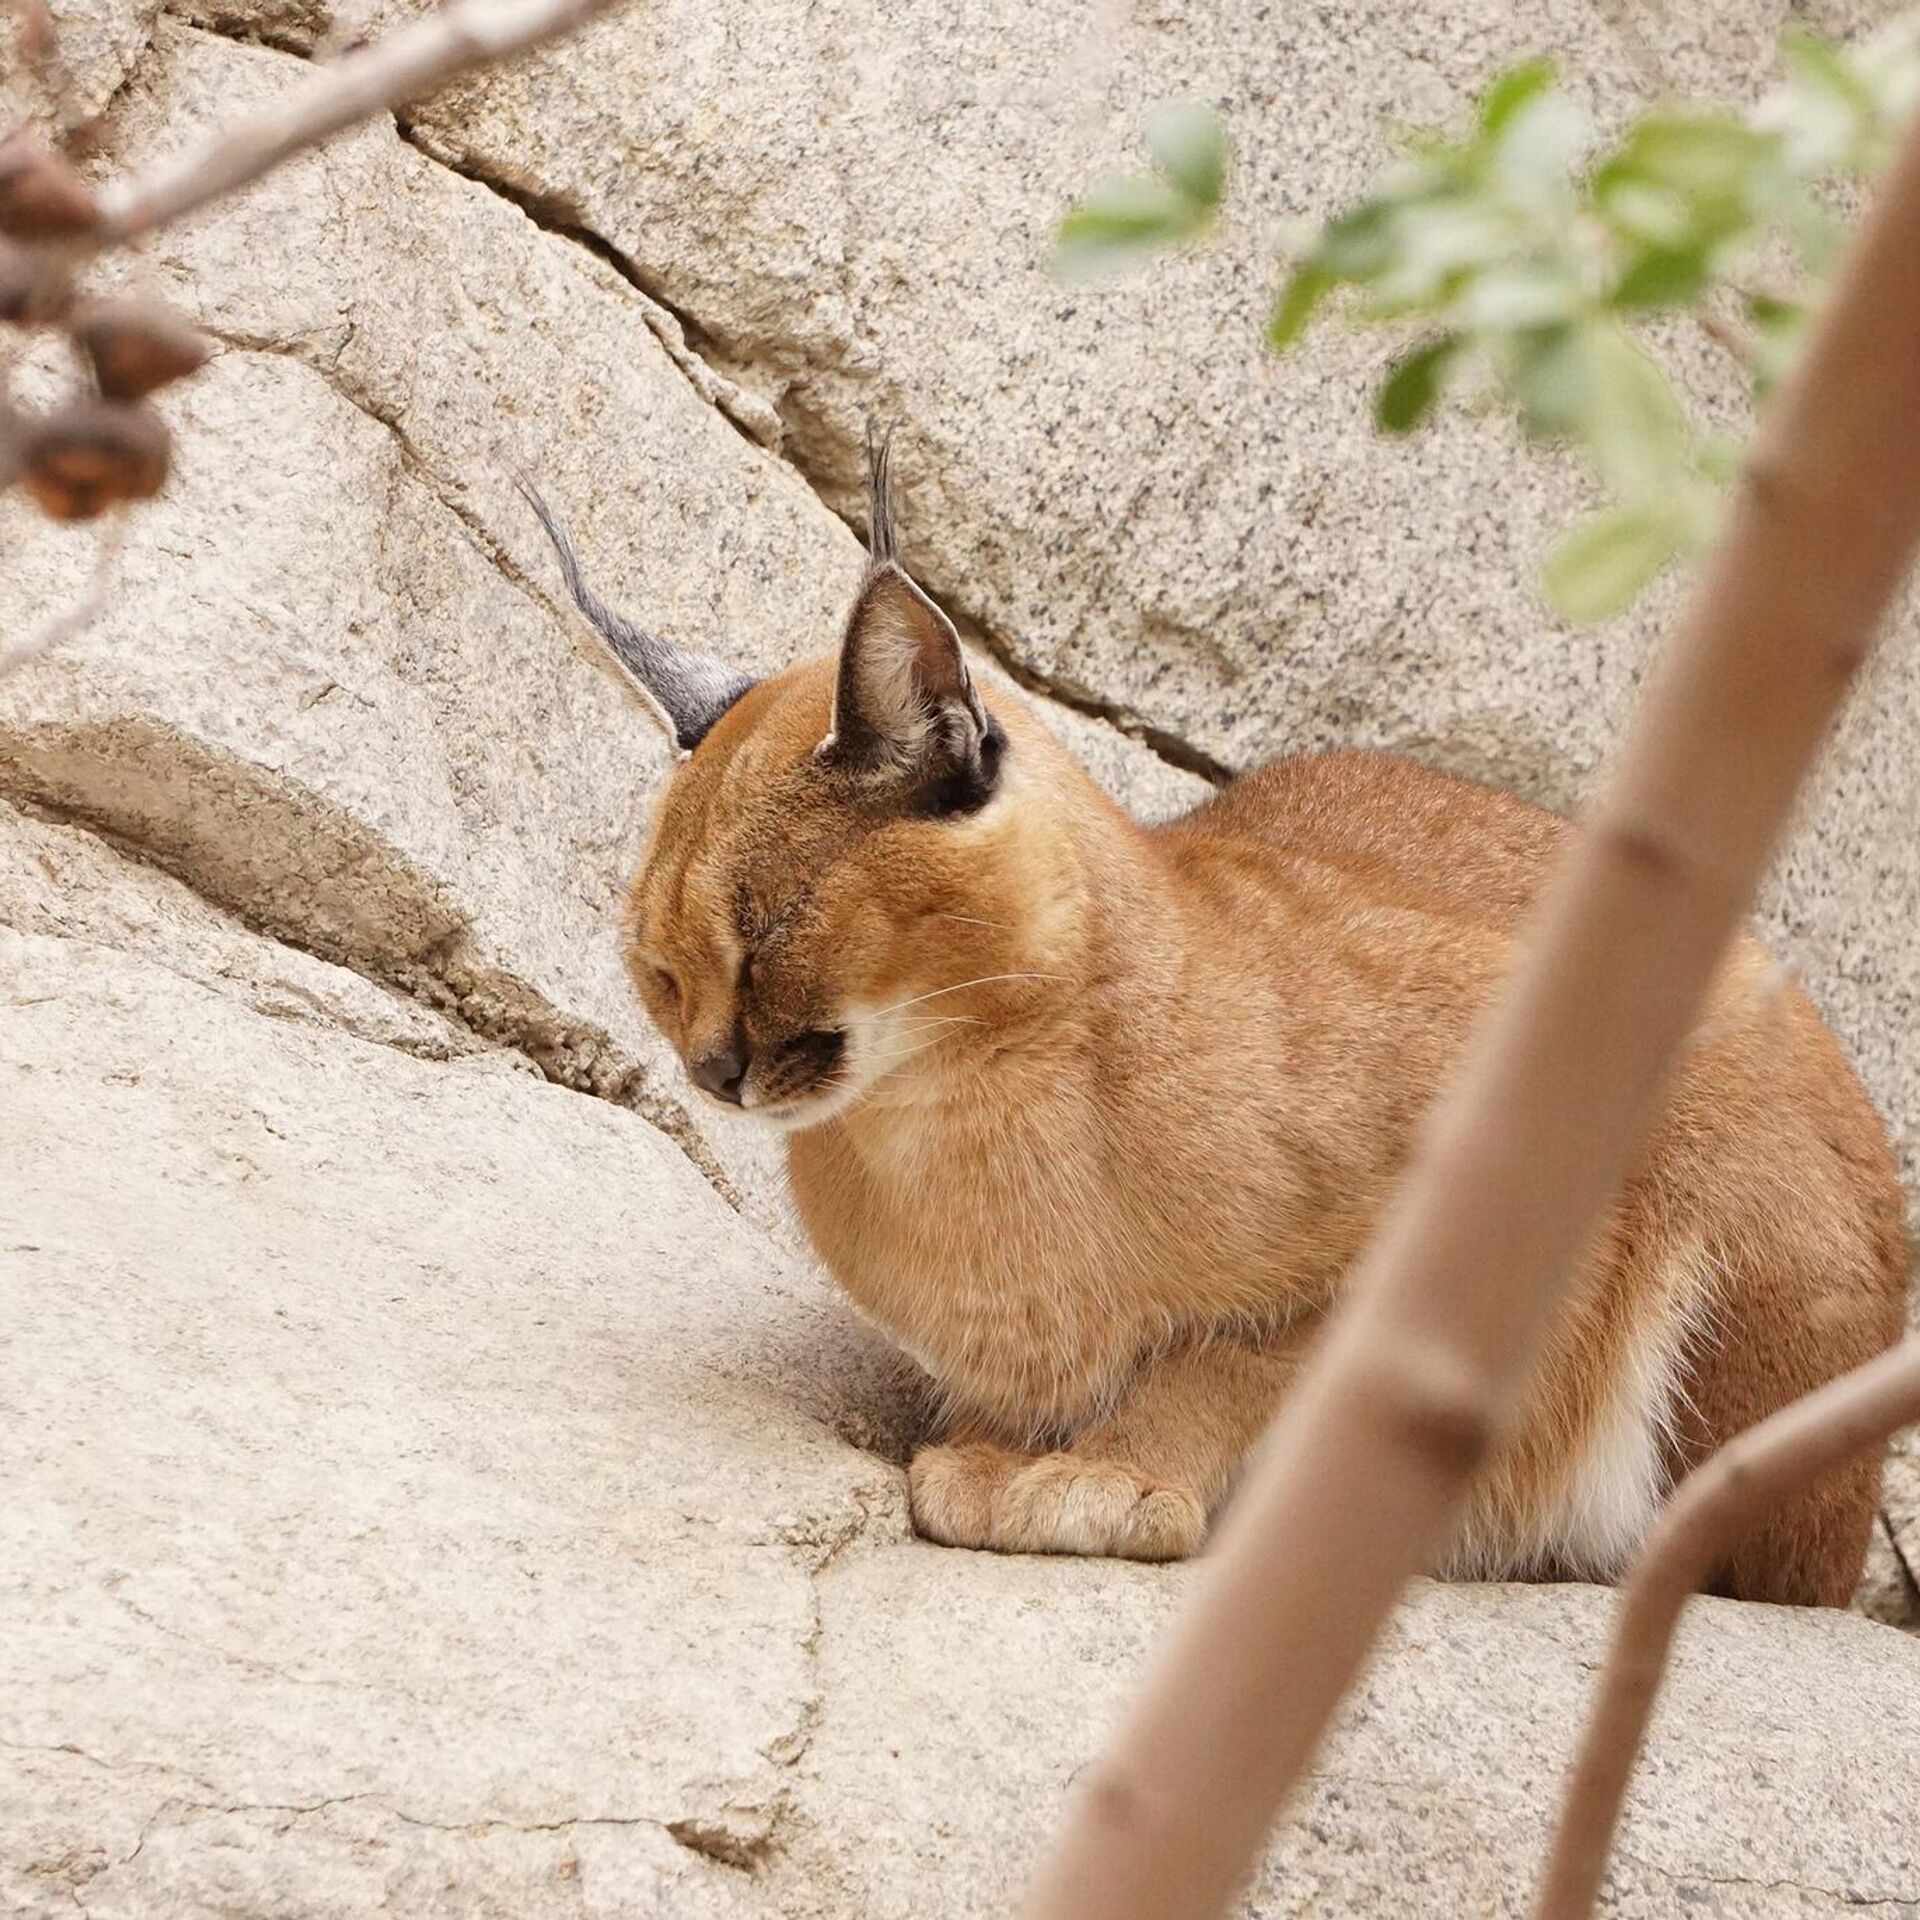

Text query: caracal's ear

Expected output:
[517,476,755,755]
[816,425,1002,810]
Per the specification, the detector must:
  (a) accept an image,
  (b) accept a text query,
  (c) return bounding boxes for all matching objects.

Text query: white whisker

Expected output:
[872,1029,963,1061]
[872,971,1062,1018]
[863,1026,977,1078]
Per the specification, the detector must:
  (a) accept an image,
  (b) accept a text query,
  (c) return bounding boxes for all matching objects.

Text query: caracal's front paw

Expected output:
[908,1444,1206,1562]
[989,1454,1207,1561]
[907,1441,1027,1549]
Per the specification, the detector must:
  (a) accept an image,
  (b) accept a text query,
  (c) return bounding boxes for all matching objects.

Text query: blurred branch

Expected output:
[9,0,53,64]
[1533,1340,1920,1919]
[92,0,627,247]
[5,0,83,136]
[1,0,629,665]
[1019,101,1920,1920]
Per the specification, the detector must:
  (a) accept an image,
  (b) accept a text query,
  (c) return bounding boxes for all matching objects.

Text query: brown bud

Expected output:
[0,246,29,323]
[0,400,23,492]
[21,398,170,520]
[0,241,73,326]
[0,131,101,241]
[71,298,211,400]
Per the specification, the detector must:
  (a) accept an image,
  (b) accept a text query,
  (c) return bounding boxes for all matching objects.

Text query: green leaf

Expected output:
[1693,433,1744,487]
[1147,102,1228,209]
[1600,111,1777,205]
[1543,505,1683,621]
[1859,18,1920,124]
[1511,323,1593,440]
[1746,290,1798,325]
[1782,189,1844,274]
[1270,213,1323,257]
[1371,197,1512,297]
[1746,289,1810,393]
[1051,176,1205,280]
[1580,324,1691,502]
[1761,36,1864,175]
[1318,201,1400,278]
[1477,59,1558,137]
[1611,243,1710,309]
[1596,179,1695,249]
[1374,334,1460,432]
[1267,262,1334,349]
[1449,263,1579,329]
[1780,27,1875,118]
[1489,93,1592,213]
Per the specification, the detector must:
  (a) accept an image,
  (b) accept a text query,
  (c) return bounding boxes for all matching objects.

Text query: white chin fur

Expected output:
[739,1077,869,1133]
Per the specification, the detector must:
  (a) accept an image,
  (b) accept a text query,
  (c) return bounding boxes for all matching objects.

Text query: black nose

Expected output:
[691,1039,750,1106]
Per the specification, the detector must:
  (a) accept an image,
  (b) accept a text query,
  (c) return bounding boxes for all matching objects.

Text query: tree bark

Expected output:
[1532,1339,1920,1920]
[1019,105,1920,1920]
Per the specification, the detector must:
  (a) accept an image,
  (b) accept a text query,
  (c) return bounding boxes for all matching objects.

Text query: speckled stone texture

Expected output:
[0,21,1205,1235]
[370,0,1920,1215]
[4,1,1920,1913]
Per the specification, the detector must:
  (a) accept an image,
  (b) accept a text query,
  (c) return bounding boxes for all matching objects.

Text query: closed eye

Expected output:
[740,919,793,991]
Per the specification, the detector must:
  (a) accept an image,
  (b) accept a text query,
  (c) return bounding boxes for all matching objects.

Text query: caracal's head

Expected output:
[521,434,1084,1131]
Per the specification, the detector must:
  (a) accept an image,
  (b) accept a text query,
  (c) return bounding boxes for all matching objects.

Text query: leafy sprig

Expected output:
[1055,21,1920,620]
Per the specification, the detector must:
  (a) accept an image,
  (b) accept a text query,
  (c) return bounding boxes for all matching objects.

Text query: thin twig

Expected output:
[90,0,629,248]
[1533,1340,1920,1920]
[1698,308,1754,369]
[0,508,127,681]
[1018,103,1920,1920]
[0,0,629,679]
[9,0,52,62]
[5,0,83,135]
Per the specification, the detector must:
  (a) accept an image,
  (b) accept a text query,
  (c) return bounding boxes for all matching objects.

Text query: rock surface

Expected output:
[3,0,1920,1913]
[4,820,1918,1917]
[0,22,1205,1235]
[371,0,1920,1210]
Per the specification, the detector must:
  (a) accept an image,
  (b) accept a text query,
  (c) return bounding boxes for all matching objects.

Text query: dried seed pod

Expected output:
[0,240,73,326]
[0,246,29,323]
[71,298,211,400]
[0,399,23,491]
[21,398,169,519]
[0,131,100,241]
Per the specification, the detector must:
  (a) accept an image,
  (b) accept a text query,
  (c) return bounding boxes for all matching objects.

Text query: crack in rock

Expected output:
[1620,1846,1920,1910]
[172,10,783,454]
[7,770,743,1209]
[212,24,1226,793]
[420,136,1230,787]
[758,1479,910,1793]
[391,119,787,454]
[1871,1510,1920,1629]
[2,1747,787,1885]
[368,152,1231,783]
[662,1814,776,1872]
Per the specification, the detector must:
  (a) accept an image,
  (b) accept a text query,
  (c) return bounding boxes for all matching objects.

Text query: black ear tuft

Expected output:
[864,418,899,568]
[517,475,754,753]
[818,429,1000,811]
